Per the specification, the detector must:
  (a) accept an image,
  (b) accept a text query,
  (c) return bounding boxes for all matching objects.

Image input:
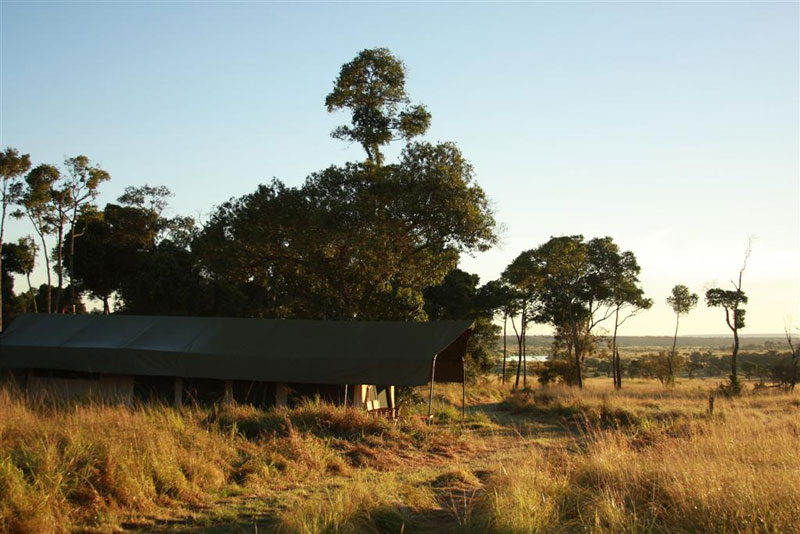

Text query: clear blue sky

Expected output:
[2,1,798,335]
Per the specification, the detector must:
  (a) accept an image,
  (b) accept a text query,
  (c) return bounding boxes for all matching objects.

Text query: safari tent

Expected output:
[0,314,473,416]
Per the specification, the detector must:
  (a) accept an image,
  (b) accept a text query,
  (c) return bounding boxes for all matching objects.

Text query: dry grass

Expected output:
[0,392,468,533]
[474,405,800,533]
[1,378,798,533]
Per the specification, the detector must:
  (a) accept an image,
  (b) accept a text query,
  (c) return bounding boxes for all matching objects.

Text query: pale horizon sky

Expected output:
[1,2,798,336]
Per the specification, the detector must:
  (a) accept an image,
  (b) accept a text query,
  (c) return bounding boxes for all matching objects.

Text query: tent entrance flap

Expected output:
[427,324,474,422]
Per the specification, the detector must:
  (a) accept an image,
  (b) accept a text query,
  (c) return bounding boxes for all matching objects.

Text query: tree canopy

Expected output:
[195,144,496,321]
[326,48,431,165]
[503,235,644,388]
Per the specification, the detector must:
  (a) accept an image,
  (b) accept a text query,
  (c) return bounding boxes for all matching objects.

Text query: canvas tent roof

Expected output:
[0,314,473,386]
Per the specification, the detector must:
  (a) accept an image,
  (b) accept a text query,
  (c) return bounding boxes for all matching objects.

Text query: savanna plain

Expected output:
[1,354,799,534]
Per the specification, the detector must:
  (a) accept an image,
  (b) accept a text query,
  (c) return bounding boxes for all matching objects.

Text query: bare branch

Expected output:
[734,235,755,291]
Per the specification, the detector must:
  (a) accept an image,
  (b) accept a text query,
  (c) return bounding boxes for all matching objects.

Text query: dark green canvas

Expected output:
[0,314,473,386]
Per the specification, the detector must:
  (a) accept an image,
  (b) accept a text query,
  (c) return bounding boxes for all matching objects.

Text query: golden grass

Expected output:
[1,378,797,533]
[475,405,800,533]
[0,392,467,533]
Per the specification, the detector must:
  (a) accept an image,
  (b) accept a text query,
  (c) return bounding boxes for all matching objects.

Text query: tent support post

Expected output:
[461,356,466,423]
[428,354,437,423]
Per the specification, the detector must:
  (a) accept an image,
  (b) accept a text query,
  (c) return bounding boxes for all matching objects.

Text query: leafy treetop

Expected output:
[326,48,431,165]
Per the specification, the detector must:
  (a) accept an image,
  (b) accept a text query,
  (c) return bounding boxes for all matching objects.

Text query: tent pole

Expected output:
[461,356,466,423]
[428,354,437,423]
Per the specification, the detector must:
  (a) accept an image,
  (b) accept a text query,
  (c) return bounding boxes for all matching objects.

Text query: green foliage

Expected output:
[63,185,203,316]
[1,238,35,277]
[705,288,748,330]
[326,48,431,164]
[667,284,699,316]
[64,204,153,311]
[196,144,495,320]
[534,357,579,386]
[62,155,110,199]
[0,148,31,188]
[1,238,38,325]
[13,164,60,230]
[504,235,642,387]
[3,50,494,326]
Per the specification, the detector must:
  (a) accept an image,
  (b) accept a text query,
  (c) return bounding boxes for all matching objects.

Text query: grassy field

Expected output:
[1,376,798,533]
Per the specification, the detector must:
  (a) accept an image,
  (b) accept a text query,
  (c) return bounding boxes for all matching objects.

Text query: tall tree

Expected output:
[505,236,625,388]
[326,48,431,165]
[62,155,110,313]
[49,178,71,312]
[500,265,534,390]
[65,186,179,315]
[607,251,652,389]
[0,148,31,329]
[13,164,59,313]
[666,284,699,386]
[196,48,495,321]
[705,240,752,393]
[477,280,518,385]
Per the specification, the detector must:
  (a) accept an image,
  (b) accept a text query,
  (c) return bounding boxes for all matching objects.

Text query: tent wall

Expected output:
[26,371,133,404]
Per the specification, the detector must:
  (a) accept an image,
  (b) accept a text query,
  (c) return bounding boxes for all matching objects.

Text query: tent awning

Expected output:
[0,314,473,386]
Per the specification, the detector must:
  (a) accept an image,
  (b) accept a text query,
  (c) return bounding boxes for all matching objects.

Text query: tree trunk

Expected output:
[731,310,739,382]
[511,315,522,390]
[612,306,620,389]
[36,231,52,313]
[69,219,77,313]
[26,273,37,313]
[501,312,507,385]
[669,314,680,386]
[55,219,64,313]
[569,311,583,389]
[521,302,527,389]
[103,295,110,315]
[515,340,522,390]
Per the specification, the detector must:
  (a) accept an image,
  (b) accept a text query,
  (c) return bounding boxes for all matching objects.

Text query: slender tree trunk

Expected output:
[69,218,77,313]
[612,306,620,389]
[102,295,110,315]
[669,314,680,386]
[522,301,527,389]
[501,312,507,385]
[54,217,64,313]
[26,273,37,313]
[569,310,583,388]
[615,348,622,388]
[34,228,52,313]
[511,316,522,390]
